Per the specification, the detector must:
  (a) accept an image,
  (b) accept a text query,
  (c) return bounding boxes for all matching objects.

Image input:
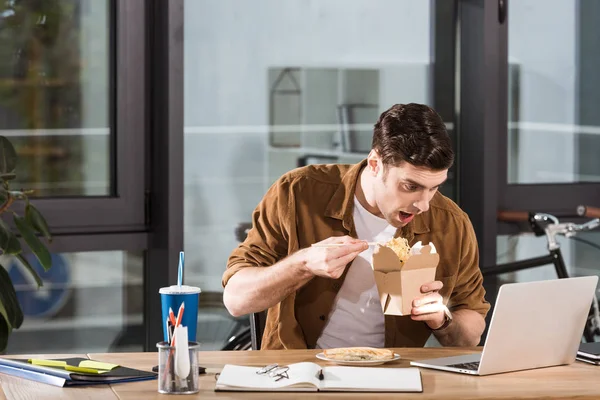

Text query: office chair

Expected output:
[221,316,252,351]
[250,310,267,350]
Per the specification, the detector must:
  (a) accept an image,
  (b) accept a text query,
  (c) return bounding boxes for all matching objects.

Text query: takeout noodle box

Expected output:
[372,242,439,316]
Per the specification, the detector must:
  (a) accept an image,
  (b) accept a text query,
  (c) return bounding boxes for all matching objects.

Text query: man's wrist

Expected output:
[290,250,314,280]
[431,307,453,331]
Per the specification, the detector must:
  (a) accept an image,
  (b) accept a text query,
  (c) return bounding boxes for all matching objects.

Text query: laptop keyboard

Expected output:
[447,361,480,371]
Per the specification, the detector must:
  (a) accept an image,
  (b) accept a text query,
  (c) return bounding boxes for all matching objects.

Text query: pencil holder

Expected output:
[157,341,200,394]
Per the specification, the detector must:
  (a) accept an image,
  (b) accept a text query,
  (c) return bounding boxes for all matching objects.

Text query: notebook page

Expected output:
[216,362,322,391]
[321,366,422,392]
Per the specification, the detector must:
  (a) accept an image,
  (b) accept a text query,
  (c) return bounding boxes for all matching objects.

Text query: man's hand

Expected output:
[294,236,368,279]
[223,236,366,317]
[410,280,447,330]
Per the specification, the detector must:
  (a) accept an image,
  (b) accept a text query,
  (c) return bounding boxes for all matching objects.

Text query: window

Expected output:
[5,251,144,354]
[0,0,152,354]
[0,0,146,232]
[507,0,600,184]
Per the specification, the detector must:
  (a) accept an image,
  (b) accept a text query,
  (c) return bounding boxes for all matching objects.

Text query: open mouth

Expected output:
[398,211,415,223]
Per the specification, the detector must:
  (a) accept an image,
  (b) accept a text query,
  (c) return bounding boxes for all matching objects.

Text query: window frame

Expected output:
[497,0,600,216]
[14,0,148,234]
[144,0,185,350]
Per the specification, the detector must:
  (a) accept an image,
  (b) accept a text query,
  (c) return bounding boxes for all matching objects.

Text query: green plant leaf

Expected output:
[14,216,52,272]
[15,254,43,288]
[0,173,16,181]
[25,204,52,242]
[0,300,10,330]
[0,262,24,329]
[0,218,22,255]
[0,189,7,205]
[0,296,13,352]
[0,136,17,174]
[0,312,9,352]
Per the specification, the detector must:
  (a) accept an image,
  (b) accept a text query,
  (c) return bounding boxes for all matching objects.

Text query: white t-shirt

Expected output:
[315,196,397,349]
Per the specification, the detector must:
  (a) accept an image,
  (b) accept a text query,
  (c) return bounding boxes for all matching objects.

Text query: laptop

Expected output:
[410,276,599,376]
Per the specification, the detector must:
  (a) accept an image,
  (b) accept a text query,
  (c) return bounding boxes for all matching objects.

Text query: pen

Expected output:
[165,318,170,343]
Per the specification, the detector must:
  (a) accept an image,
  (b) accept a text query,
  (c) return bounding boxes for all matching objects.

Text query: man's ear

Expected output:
[367,150,380,176]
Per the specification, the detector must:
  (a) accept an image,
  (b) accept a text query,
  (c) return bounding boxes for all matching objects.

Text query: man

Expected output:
[223,103,490,350]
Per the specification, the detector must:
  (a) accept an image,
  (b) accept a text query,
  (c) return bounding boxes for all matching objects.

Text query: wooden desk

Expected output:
[1,348,599,399]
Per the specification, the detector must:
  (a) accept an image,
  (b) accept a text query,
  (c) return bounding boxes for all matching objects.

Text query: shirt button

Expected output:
[319,315,326,321]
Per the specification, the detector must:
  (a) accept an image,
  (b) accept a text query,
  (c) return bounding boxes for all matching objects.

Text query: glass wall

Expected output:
[183,0,455,349]
[0,0,111,197]
[4,251,143,354]
[507,0,600,184]
[0,0,149,354]
[500,0,600,298]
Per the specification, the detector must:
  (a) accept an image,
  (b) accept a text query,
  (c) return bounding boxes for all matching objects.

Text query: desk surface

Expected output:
[1,347,598,399]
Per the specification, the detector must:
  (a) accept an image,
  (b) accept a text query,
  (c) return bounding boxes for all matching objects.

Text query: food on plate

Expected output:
[322,347,395,361]
[383,236,411,264]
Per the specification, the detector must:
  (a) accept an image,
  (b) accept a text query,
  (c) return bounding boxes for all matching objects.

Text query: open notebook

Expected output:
[215,362,422,393]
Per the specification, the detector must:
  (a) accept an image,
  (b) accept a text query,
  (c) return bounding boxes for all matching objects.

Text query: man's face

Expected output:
[368,156,448,228]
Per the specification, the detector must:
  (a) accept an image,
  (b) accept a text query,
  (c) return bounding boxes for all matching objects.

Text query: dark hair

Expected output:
[371,103,454,170]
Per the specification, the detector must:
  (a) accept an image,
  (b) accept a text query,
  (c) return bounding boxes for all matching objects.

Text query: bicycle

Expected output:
[484,205,600,343]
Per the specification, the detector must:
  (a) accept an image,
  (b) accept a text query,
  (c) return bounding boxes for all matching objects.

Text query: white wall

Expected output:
[183,0,431,292]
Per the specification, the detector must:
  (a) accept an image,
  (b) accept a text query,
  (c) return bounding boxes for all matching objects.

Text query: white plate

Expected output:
[315,352,401,366]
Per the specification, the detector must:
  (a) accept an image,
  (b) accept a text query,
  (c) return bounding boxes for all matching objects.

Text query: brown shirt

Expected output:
[223,160,490,350]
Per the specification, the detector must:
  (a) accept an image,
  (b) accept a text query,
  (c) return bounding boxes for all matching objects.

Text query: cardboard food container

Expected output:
[372,241,439,316]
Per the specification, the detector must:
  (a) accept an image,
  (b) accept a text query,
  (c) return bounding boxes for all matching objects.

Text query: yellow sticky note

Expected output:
[79,360,119,371]
[29,360,107,374]
[29,359,67,367]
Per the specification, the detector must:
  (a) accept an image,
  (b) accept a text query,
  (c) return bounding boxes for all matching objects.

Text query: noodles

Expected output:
[384,237,411,264]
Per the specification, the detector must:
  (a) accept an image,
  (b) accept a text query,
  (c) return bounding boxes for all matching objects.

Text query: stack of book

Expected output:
[0,357,157,387]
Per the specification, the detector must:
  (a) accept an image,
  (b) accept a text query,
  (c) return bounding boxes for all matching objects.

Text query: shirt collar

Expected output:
[324,159,430,235]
